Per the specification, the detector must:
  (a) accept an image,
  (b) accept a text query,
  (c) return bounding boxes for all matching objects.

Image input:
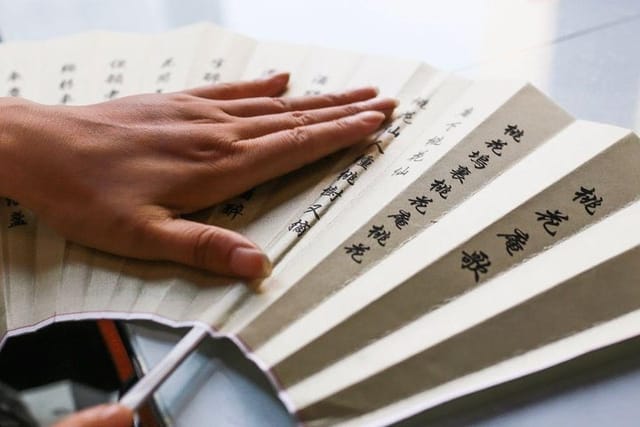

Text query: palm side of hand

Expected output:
[1,73,395,278]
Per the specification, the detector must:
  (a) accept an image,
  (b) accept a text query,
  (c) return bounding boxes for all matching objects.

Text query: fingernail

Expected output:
[259,71,289,82]
[354,111,385,124]
[364,97,399,109]
[230,246,272,278]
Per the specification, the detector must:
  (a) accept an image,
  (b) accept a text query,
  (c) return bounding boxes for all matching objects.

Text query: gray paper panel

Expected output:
[299,245,640,422]
[274,135,640,386]
[240,85,573,348]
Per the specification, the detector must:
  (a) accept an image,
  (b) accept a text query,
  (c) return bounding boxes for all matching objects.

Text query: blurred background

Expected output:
[1,1,639,426]
[1,0,639,130]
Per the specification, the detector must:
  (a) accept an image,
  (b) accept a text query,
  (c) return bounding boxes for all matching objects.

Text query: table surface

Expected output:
[2,0,640,425]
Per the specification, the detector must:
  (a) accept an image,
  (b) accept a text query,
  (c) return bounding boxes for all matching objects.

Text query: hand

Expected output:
[51,404,132,427]
[0,73,396,279]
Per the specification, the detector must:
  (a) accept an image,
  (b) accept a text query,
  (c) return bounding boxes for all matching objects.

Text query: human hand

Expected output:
[51,404,132,427]
[0,73,396,279]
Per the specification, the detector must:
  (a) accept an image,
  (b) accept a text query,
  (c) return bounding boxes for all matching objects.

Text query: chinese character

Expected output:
[461,250,491,283]
[210,58,224,68]
[460,107,473,117]
[392,166,409,176]
[59,79,73,90]
[469,151,490,169]
[504,124,524,142]
[59,93,72,104]
[7,71,20,81]
[110,59,126,68]
[304,203,322,220]
[572,186,603,216]
[387,126,401,138]
[408,195,433,215]
[445,121,461,131]
[369,139,385,154]
[8,211,27,228]
[312,74,328,85]
[430,179,452,199]
[402,111,415,125]
[161,58,174,68]
[413,97,429,109]
[105,89,119,99]
[425,136,443,146]
[203,72,221,83]
[222,203,244,219]
[368,225,391,246]
[106,73,123,84]
[536,209,569,236]
[355,154,374,170]
[338,169,359,185]
[497,228,530,256]
[321,185,343,201]
[450,165,471,184]
[157,72,171,83]
[485,139,508,156]
[408,151,426,162]
[8,87,20,97]
[288,219,311,237]
[60,63,76,73]
[344,243,370,263]
[387,209,411,230]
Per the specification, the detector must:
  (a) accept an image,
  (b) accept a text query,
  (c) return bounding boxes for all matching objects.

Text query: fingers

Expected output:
[52,404,133,427]
[184,72,289,100]
[241,111,386,181]
[220,86,379,117]
[234,96,397,139]
[143,218,271,279]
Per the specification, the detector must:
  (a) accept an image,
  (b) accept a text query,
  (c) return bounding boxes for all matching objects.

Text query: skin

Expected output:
[1,72,397,426]
[51,404,133,427]
[0,72,396,279]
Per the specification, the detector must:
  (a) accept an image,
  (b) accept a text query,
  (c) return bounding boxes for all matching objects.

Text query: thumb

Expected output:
[52,404,132,427]
[144,218,272,279]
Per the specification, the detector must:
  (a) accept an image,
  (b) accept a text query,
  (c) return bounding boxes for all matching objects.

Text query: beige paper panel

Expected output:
[183,44,397,323]
[148,37,318,321]
[52,32,145,319]
[272,131,640,386]
[199,62,454,327]
[296,244,640,425]
[235,83,573,347]
[40,34,104,319]
[254,121,630,367]
[285,161,640,417]
[80,33,154,314]
[137,24,208,95]
[90,31,154,100]
[104,27,217,317]
[226,79,523,336]
[129,26,259,317]
[185,23,257,87]
[1,41,43,330]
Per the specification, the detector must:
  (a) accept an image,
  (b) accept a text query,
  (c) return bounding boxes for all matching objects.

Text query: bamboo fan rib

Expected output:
[0,22,638,427]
